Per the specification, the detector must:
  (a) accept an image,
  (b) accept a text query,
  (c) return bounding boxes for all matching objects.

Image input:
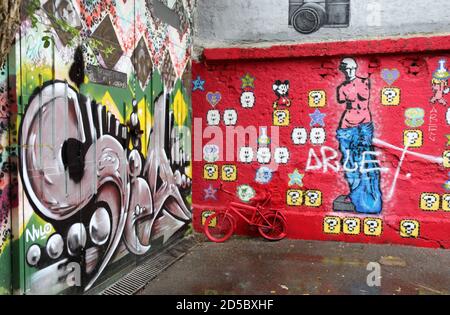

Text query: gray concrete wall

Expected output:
[194,0,450,52]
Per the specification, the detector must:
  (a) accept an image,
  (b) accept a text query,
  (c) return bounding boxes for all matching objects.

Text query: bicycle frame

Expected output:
[217,185,285,229]
[204,186,288,242]
[223,201,282,229]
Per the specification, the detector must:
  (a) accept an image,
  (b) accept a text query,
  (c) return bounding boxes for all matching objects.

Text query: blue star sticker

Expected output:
[310,109,326,127]
[204,184,218,200]
[193,76,205,92]
[288,169,304,187]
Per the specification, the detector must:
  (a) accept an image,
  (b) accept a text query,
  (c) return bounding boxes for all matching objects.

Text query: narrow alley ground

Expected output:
[138,235,450,295]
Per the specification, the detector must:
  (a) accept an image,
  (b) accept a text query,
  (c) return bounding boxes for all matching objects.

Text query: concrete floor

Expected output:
[138,234,450,295]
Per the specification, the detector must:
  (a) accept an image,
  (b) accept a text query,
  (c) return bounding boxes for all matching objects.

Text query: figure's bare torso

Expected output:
[338,77,372,129]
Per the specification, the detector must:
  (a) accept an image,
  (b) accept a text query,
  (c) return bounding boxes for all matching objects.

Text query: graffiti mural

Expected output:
[0,59,13,294]
[0,0,194,294]
[192,43,450,249]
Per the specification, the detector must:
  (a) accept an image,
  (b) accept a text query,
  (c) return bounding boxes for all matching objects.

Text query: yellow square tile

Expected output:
[403,130,423,148]
[381,87,401,106]
[221,165,237,181]
[202,211,216,227]
[273,110,290,126]
[203,164,219,180]
[442,194,450,211]
[443,151,450,168]
[324,216,341,234]
[286,190,303,206]
[420,192,440,211]
[304,190,322,207]
[400,220,420,238]
[343,217,361,235]
[363,218,383,236]
[308,90,327,108]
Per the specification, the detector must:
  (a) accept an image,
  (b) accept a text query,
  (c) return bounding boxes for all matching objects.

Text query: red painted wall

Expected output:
[192,36,450,249]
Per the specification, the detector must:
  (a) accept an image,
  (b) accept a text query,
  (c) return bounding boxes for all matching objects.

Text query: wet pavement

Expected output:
[138,235,450,295]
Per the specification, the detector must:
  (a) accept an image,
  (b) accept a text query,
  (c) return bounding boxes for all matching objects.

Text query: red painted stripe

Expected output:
[202,35,450,61]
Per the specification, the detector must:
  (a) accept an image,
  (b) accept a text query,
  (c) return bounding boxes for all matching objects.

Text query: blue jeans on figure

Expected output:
[336,122,382,214]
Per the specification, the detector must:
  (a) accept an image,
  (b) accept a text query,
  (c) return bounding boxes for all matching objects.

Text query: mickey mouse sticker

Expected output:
[273,80,291,109]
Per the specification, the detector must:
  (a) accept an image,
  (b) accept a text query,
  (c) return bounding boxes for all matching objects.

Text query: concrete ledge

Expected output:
[202,35,450,62]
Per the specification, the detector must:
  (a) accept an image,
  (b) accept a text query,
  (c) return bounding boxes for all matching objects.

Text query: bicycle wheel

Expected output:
[204,212,235,243]
[258,212,287,241]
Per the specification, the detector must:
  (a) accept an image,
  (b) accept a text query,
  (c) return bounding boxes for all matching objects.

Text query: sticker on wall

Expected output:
[287,189,303,206]
[363,218,383,237]
[203,144,220,163]
[206,92,222,107]
[288,169,304,187]
[420,192,440,211]
[405,108,425,127]
[442,194,450,211]
[308,90,327,108]
[223,109,238,126]
[239,147,254,163]
[204,164,219,180]
[204,184,218,201]
[447,108,450,125]
[444,173,450,191]
[274,147,290,164]
[258,127,271,147]
[207,109,220,126]
[400,220,420,238]
[255,167,273,184]
[304,190,322,207]
[442,151,450,168]
[273,110,290,126]
[292,128,308,145]
[193,76,205,92]
[431,59,450,106]
[381,68,400,86]
[323,216,341,234]
[241,90,256,109]
[237,185,256,203]
[446,134,450,147]
[202,211,216,227]
[272,80,291,109]
[309,127,326,145]
[403,130,423,148]
[444,179,450,192]
[221,165,237,182]
[309,109,326,127]
[381,87,401,106]
[240,73,256,108]
[257,147,271,164]
[343,217,361,235]
[241,73,255,90]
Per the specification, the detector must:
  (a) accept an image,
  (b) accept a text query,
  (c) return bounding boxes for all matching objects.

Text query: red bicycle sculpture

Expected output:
[203,186,287,242]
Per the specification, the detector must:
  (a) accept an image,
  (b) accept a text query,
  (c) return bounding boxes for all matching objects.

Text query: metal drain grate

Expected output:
[100,235,198,295]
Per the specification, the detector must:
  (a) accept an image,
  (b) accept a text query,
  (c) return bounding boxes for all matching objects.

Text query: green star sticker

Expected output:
[241,73,255,89]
